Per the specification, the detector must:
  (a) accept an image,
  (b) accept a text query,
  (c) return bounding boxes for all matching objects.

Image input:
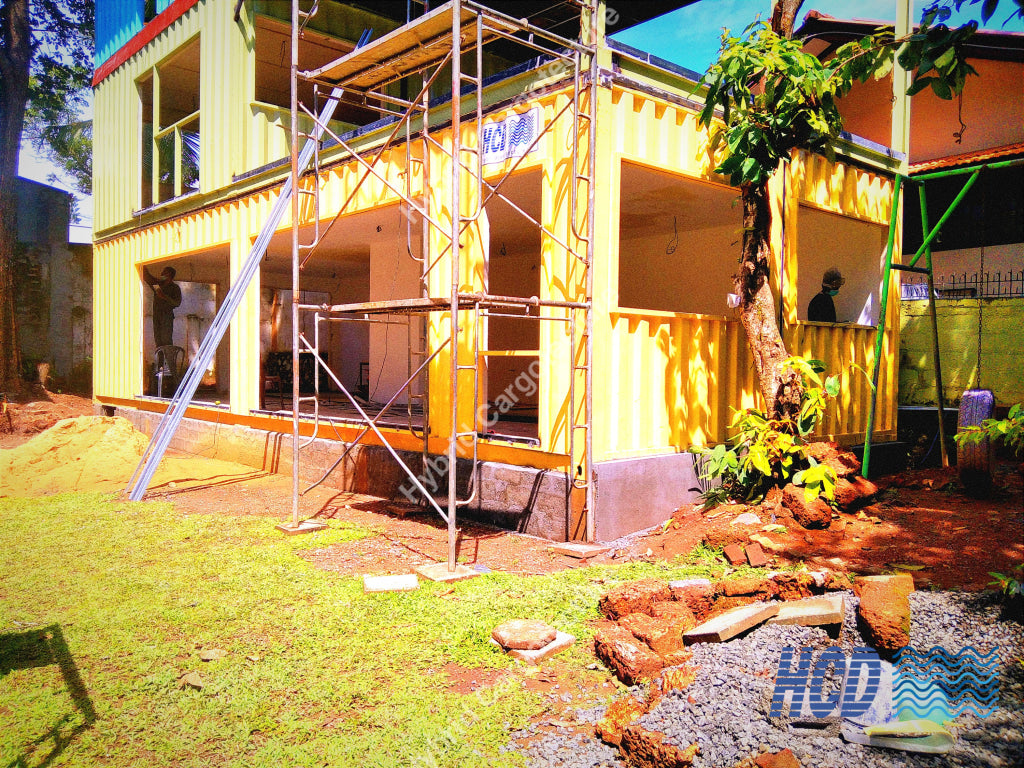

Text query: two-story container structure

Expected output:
[94,0,905,543]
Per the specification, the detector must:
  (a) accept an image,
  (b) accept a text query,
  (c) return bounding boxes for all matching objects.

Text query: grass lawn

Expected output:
[1,493,728,767]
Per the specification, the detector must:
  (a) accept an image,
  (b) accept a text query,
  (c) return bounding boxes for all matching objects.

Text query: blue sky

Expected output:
[612,0,1024,75]
[20,0,1024,244]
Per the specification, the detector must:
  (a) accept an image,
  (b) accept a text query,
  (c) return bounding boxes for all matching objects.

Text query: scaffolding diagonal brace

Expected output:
[126,86,349,502]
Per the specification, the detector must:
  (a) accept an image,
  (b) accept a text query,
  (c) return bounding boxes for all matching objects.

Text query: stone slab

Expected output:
[505,631,575,665]
[548,542,611,559]
[275,519,329,535]
[731,512,762,526]
[684,601,780,644]
[767,594,844,626]
[669,578,712,589]
[492,619,556,650]
[415,563,480,583]
[363,574,419,593]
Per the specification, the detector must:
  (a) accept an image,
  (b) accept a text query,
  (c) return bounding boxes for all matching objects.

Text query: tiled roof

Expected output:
[910,142,1024,173]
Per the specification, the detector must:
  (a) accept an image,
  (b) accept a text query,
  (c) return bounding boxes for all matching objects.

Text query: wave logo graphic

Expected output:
[893,646,1000,721]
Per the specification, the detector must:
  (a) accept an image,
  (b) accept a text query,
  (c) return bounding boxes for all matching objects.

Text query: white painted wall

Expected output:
[930,244,1023,281]
[618,223,739,316]
[369,235,423,405]
[797,206,888,326]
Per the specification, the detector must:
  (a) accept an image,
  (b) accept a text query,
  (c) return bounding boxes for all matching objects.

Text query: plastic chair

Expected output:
[154,345,185,398]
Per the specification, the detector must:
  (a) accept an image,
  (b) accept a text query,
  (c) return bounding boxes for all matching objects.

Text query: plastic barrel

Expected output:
[957,389,995,496]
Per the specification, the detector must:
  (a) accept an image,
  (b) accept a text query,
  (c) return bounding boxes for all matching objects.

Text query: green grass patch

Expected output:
[1,493,721,767]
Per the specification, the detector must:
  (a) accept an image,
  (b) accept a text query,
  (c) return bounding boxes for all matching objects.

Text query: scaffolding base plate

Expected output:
[548,542,609,559]
[416,563,480,583]
[275,519,329,536]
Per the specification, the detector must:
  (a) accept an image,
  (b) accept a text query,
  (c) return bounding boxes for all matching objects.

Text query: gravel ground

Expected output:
[514,590,1024,768]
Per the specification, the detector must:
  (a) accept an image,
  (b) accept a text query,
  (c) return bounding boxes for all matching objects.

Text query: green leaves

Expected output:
[793,460,838,502]
[696,22,863,186]
[953,402,1024,457]
[696,1,1024,186]
[694,356,845,508]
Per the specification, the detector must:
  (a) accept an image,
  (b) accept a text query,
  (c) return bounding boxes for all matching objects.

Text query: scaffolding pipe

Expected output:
[447,0,462,572]
[297,336,452,524]
[290,0,301,528]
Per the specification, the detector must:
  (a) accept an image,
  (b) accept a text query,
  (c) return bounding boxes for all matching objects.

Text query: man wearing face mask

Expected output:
[808,267,845,323]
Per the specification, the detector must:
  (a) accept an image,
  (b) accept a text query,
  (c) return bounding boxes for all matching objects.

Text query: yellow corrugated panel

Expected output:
[93,1,252,233]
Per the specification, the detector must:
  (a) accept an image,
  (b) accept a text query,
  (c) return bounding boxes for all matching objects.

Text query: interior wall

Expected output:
[142,253,229,397]
[797,206,888,326]
[485,171,542,416]
[617,163,741,316]
[487,241,541,414]
[258,267,370,395]
[618,224,738,315]
[369,234,422,405]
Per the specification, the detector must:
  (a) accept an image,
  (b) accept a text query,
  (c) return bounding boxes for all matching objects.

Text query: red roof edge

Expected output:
[92,0,203,87]
[910,142,1024,173]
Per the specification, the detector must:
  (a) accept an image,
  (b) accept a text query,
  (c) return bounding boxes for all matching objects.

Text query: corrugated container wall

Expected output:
[93,1,253,234]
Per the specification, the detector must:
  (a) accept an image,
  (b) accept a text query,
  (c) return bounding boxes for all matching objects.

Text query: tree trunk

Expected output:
[729,0,805,424]
[737,182,802,424]
[771,0,804,39]
[0,0,30,391]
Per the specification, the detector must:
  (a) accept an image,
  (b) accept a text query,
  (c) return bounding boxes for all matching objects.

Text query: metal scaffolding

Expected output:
[285,0,598,570]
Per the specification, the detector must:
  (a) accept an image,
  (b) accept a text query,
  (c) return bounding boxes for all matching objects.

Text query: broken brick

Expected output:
[593,624,664,685]
[755,748,801,768]
[834,475,879,512]
[857,578,912,655]
[670,583,716,622]
[770,572,816,601]
[719,577,773,598]
[723,543,746,565]
[803,441,861,479]
[599,578,672,620]
[782,484,832,529]
[745,542,769,567]
[620,725,700,768]
[651,600,697,628]
[620,612,688,657]
[595,696,647,747]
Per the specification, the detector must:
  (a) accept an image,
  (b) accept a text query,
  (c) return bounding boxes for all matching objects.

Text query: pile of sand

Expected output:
[0,416,149,497]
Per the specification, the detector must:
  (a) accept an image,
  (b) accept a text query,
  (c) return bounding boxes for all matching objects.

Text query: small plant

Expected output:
[988,564,1023,600]
[954,403,1024,457]
[694,356,841,508]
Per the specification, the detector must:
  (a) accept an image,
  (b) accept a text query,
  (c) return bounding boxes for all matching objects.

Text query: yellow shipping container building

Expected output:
[93,0,903,542]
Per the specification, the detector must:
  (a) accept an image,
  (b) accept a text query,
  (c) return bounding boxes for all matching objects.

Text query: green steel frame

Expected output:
[862,156,1024,477]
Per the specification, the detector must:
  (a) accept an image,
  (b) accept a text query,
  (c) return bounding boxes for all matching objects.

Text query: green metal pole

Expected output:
[908,168,980,269]
[863,174,904,479]
[918,184,950,467]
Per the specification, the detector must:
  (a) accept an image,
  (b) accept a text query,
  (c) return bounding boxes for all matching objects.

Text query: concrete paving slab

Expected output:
[548,542,611,559]
[363,574,419,593]
[767,594,844,626]
[684,601,780,644]
[415,562,480,583]
[502,631,576,664]
[275,519,329,535]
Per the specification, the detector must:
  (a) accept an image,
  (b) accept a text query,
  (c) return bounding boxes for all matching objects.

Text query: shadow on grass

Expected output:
[1,624,95,768]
